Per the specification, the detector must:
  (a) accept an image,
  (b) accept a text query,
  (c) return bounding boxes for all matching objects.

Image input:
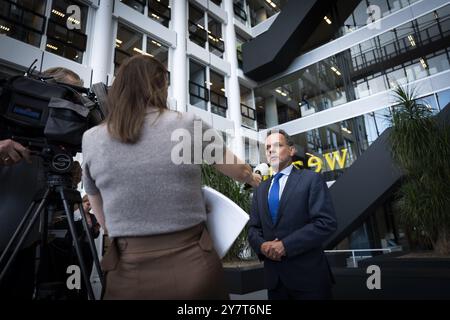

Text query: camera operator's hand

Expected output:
[0,139,31,166]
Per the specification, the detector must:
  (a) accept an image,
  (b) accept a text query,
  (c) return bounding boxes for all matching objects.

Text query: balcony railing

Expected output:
[210,90,227,117]
[241,103,256,130]
[237,46,243,68]
[189,81,209,102]
[188,20,207,47]
[233,3,247,23]
[208,33,225,54]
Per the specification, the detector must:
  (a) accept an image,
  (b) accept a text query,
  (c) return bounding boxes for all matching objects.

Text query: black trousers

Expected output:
[268,279,332,300]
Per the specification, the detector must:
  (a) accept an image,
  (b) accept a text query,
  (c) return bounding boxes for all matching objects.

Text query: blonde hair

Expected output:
[43,67,83,86]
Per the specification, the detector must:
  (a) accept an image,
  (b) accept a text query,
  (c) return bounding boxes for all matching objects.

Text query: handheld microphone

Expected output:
[254,163,270,181]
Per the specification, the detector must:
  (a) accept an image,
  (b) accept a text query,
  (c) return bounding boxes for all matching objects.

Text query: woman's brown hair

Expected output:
[107,55,168,143]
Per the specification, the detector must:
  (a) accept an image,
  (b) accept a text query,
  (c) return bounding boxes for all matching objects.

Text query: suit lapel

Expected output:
[261,178,274,227]
[275,167,303,227]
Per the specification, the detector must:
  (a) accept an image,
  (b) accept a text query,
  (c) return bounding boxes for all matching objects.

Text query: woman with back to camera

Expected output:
[82,55,261,300]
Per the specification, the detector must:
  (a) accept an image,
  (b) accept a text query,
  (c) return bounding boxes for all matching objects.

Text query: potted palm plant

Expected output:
[201,164,265,294]
[389,86,450,255]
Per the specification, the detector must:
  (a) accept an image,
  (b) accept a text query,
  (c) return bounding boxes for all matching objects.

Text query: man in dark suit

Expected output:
[248,129,337,300]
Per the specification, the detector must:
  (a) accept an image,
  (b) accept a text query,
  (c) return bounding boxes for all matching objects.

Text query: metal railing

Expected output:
[188,20,207,47]
[148,0,171,26]
[210,90,227,117]
[208,33,225,54]
[325,247,402,268]
[233,3,247,23]
[189,81,209,102]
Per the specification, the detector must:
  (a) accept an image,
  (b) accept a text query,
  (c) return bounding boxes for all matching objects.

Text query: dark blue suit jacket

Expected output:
[248,167,337,291]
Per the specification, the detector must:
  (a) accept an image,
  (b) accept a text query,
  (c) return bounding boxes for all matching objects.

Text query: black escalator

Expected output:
[242,0,362,81]
[325,104,450,249]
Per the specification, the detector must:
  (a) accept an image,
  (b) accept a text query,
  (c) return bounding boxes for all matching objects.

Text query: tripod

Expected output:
[0,172,105,300]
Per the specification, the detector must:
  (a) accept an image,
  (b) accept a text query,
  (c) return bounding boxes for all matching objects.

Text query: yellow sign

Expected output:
[294,148,348,173]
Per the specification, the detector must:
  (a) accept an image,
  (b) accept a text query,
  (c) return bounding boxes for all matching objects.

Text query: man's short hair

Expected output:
[43,67,83,87]
[266,129,294,146]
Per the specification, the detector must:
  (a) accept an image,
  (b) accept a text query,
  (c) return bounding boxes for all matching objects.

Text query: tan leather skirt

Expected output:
[101,223,228,300]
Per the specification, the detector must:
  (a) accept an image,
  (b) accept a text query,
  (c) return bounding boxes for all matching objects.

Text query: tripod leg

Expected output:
[0,189,51,284]
[59,190,96,300]
[78,204,105,288]
[0,201,37,266]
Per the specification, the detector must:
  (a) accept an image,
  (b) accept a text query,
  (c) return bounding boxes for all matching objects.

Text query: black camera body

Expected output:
[0,73,105,156]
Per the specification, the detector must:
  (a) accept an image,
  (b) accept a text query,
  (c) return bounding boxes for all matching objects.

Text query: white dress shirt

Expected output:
[268,164,294,200]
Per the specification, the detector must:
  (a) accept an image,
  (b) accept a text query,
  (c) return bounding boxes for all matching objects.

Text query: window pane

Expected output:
[188,4,206,47]
[46,0,88,62]
[148,0,171,27]
[189,60,208,110]
[114,23,143,73]
[120,0,145,14]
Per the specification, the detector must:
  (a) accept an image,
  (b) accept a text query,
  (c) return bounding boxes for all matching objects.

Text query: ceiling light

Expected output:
[408,35,416,47]
[151,40,161,47]
[265,0,277,8]
[52,9,65,18]
[133,47,154,57]
[67,16,80,24]
[420,58,428,69]
[324,16,332,24]
[342,127,352,134]
[46,44,58,51]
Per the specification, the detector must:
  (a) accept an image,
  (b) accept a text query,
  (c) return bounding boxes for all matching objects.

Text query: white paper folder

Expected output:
[202,186,250,259]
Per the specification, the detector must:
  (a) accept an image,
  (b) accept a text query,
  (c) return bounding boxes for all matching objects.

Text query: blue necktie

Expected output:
[268,172,283,224]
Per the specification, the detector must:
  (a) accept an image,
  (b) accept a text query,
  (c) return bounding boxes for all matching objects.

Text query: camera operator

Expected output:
[0,67,83,299]
[0,139,31,166]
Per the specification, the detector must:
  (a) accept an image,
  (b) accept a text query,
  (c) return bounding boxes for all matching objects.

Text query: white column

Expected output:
[171,0,188,112]
[224,0,245,159]
[89,0,114,84]
[265,96,279,128]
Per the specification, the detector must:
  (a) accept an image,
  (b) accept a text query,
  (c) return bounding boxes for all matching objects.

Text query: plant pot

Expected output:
[223,260,265,295]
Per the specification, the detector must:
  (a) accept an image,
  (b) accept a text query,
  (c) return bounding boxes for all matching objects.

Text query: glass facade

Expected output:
[340,0,421,36]
[189,59,228,117]
[285,88,449,183]
[233,0,287,27]
[210,70,227,117]
[298,0,422,54]
[188,3,225,57]
[148,0,171,27]
[114,22,169,74]
[46,0,88,63]
[240,84,256,130]
[114,23,143,72]
[189,59,208,110]
[255,4,450,127]
[207,16,224,58]
[0,0,46,48]
[120,0,172,27]
[188,2,207,48]
[0,0,88,62]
